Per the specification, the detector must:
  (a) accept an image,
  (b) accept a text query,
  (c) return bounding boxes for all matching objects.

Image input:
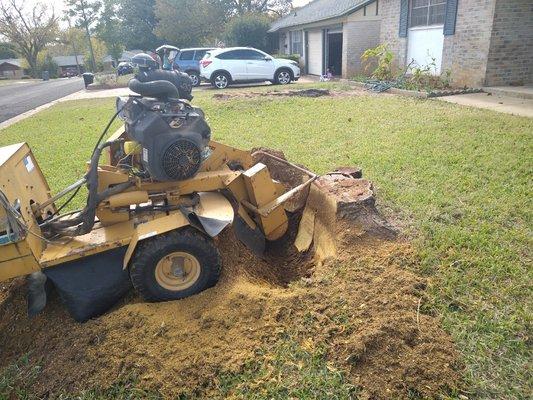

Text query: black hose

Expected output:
[128,78,179,100]
[45,107,129,237]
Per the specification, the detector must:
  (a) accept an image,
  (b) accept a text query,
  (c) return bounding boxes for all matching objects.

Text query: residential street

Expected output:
[0,78,84,123]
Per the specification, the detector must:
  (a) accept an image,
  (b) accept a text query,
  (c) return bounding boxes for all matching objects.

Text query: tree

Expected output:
[155,0,224,47]
[224,13,270,50]
[118,0,161,51]
[217,0,293,16]
[36,52,59,78]
[0,41,16,58]
[65,0,101,71]
[96,0,124,64]
[0,0,59,77]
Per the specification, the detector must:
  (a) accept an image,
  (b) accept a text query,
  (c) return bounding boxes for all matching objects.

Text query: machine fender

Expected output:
[122,192,234,269]
[123,212,191,269]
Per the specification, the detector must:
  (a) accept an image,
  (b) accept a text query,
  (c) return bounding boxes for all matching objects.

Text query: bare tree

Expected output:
[0,0,59,77]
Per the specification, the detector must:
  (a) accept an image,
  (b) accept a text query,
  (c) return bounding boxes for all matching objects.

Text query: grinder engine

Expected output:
[117,55,211,182]
[118,95,211,181]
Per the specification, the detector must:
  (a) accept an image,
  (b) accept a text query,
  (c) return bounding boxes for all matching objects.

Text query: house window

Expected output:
[410,0,446,27]
[291,31,303,55]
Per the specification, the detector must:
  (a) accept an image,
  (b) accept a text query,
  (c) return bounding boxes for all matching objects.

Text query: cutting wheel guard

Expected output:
[243,151,318,217]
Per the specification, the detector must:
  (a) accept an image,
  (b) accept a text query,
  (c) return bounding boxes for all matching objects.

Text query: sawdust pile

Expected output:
[0,160,460,399]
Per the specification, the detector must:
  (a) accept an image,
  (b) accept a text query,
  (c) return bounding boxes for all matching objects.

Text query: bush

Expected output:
[224,14,271,51]
[359,44,452,91]
[361,44,395,81]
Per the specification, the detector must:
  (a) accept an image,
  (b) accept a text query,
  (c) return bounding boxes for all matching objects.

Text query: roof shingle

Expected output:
[269,0,372,32]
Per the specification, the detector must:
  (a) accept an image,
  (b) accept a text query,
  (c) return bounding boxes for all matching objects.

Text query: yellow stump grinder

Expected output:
[0,68,392,322]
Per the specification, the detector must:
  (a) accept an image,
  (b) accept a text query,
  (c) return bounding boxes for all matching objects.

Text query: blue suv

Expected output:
[174,48,215,86]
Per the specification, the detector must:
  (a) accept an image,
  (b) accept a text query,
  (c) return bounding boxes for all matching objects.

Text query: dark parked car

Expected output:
[117,62,134,76]
[174,48,215,86]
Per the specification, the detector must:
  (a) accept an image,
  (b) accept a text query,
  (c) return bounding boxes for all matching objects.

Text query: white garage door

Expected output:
[307,30,323,76]
[407,26,444,74]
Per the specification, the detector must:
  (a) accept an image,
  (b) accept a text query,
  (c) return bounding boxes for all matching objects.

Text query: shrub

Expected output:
[361,44,395,81]
[224,14,271,51]
[359,44,453,91]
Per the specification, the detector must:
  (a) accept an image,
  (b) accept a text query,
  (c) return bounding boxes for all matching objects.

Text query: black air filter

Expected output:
[161,139,202,180]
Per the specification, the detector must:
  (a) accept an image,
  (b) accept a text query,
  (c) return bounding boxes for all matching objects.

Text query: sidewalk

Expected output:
[437,91,533,118]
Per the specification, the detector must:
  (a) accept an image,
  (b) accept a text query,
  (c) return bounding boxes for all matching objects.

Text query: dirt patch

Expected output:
[0,156,460,399]
[212,87,367,101]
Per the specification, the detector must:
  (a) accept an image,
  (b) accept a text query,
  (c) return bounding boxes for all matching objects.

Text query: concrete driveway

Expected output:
[0,78,84,123]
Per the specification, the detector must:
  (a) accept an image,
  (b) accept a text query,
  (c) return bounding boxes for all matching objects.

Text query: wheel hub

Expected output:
[155,251,201,291]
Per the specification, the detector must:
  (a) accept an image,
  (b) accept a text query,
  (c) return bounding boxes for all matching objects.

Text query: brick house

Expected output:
[270,0,532,87]
[52,55,84,76]
[268,0,381,78]
[380,0,532,87]
[0,59,23,79]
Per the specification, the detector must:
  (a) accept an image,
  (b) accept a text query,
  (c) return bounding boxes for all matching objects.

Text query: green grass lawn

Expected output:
[0,84,531,399]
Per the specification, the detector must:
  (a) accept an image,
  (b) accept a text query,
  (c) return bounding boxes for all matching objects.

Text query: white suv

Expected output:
[200,47,301,89]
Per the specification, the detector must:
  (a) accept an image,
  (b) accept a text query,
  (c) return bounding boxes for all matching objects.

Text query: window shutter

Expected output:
[399,0,409,38]
[444,0,459,35]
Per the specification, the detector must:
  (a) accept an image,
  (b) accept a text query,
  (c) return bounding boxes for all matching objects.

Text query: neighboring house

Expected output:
[0,59,24,78]
[380,0,532,87]
[102,49,143,69]
[268,0,381,78]
[53,55,84,75]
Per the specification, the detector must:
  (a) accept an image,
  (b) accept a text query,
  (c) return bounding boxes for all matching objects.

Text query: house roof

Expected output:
[102,50,143,63]
[0,58,22,68]
[52,55,84,67]
[269,0,373,32]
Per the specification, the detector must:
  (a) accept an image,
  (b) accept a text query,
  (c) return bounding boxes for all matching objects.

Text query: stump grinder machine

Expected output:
[0,59,383,322]
[0,65,320,322]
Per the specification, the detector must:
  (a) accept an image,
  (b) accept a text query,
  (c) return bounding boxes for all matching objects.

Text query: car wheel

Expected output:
[188,71,200,87]
[275,69,293,85]
[212,72,230,89]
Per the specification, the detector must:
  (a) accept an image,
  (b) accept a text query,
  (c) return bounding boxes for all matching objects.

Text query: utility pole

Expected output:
[80,0,96,72]
[66,17,82,75]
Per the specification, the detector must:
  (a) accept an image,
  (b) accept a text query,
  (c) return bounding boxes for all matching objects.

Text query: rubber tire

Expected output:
[211,71,230,89]
[130,228,221,302]
[187,71,201,87]
[274,68,293,85]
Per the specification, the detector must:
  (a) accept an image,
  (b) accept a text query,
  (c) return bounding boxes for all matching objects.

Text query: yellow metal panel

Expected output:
[108,191,149,208]
[123,212,190,268]
[241,163,288,240]
[0,255,40,281]
[0,240,40,281]
[40,220,135,268]
[0,143,54,262]
[201,141,253,172]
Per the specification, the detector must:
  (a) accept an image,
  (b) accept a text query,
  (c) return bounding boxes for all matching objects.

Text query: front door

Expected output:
[306,29,323,76]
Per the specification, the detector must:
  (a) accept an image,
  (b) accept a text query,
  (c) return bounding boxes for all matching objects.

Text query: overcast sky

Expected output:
[293,0,312,6]
[25,0,313,15]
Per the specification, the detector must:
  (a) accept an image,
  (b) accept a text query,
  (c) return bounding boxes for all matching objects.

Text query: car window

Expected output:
[194,50,208,61]
[216,50,241,60]
[240,50,266,60]
[179,50,194,60]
